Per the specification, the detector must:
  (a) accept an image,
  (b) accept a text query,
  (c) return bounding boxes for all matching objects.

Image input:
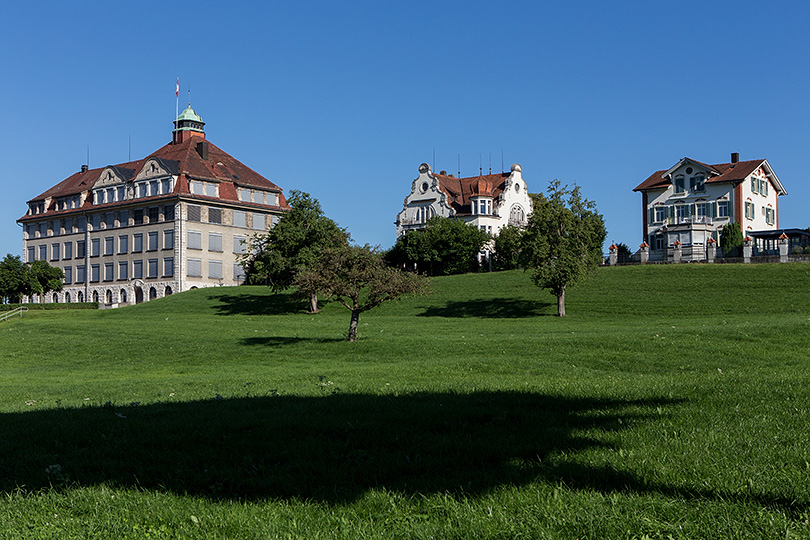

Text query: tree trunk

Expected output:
[347,309,360,342]
[557,285,566,317]
[308,291,319,314]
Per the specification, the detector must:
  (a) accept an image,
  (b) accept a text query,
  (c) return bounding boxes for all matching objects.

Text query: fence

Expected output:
[0,306,28,323]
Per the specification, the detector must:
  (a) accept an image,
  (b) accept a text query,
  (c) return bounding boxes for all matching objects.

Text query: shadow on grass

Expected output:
[419,297,554,318]
[213,290,306,316]
[0,391,802,515]
[241,336,345,347]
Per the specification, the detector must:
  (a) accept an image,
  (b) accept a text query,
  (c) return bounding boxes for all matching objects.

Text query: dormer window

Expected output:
[674,176,685,194]
[690,174,705,192]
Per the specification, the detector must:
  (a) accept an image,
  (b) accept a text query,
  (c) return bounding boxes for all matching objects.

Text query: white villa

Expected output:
[395,163,533,238]
[633,153,787,260]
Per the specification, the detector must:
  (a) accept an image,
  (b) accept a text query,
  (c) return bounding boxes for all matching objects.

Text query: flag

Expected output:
[176,77,179,97]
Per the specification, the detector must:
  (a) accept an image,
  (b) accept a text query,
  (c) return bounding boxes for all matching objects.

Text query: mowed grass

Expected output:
[1,264,809,539]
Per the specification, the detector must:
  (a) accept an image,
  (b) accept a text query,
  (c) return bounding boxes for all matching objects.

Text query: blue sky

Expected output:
[1,0,808,258]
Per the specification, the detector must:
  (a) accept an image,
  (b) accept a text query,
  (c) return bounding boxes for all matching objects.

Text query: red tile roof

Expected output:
[21,136,289,221]
[634,158,766,192]
[432,171,510,215]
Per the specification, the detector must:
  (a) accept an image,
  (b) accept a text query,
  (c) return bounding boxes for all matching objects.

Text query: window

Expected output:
[148,207,159,223]
[164,204,175,221]
[164,230,174,250]
[161,178,172,194]
[148,259,158,278]
[118,209,129,226]
[96,190,105,204]
[234,263,245,281]
[745,201,755,220]
[253,213,265,230]
[104,262,114,281]
[107,188,115,202]
[133,233,143,253]
[65,218,73,233]
[148,231,158,251]
[751,178,758,193]
[90,238,100,257]
[765,207,775,225]
[63,241,73,260]
[233,210,246,228]
[38,222,47,237]
[92,214,101,230]
[64,267,72,284]
[205,183,218,197]
[696,203,706,220]
[138,183,148,198]
[188,205,201,222]
[76,265,86,283]
[134,209,144,225]
[133,260,143,279]
[117,186,126,201]
[239,188,250,202]
[208,233,222,252]
[192,181,204,196]
[187,258,202,277]
[77,240,86,258]
[654,206,666,223]
[690,175,705,192]
[77,217,86,232]
[118,261,128,280]
[27,246,34,262]
[208,207,222,224]
[188,230,202,250]
[51,243,60,261]
[674,176,685,194]
[233,235,246,254]
[164,257,174,277]
[149,180,159,196]
[717,200,729,218]
[119,235,128,254]
[676,205,687,222]
[91,264,100,282]
[209,260,223,279]
[104,236,114,255]
[105,213,115,229]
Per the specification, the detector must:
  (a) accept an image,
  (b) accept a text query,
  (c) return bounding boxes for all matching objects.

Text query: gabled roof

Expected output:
[432,171,510,215]
[21,135,289,221]
[634,157,787,195]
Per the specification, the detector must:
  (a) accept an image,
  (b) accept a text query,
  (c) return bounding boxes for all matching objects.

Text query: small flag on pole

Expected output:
[176,77,180,97]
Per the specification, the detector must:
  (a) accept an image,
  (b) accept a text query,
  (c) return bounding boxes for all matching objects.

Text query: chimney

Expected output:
[731,152,739,164]
[81,164,88,173]
[196,141,209,160]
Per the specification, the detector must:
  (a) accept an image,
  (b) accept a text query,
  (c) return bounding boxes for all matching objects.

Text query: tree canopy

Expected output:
[297,245,428,342]
[241,191,348,312]
[386,217,490,275]
[0,255,64,304]
[720,222,744,258]
[522,181,606,317]
[492,225,524,271]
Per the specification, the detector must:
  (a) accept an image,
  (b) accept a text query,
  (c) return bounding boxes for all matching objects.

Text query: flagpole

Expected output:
[175,77,179,121]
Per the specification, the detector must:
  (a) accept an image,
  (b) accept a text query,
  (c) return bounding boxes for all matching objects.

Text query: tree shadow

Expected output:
[241,336,345,347]
[419,298,554,318]
[213,290,306,316]
[0,392,803,516]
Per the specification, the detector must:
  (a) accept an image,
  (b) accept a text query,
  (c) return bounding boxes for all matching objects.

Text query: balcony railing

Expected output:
[656,216,715,226]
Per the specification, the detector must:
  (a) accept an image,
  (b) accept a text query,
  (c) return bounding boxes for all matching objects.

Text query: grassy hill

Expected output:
[1,265,808,539]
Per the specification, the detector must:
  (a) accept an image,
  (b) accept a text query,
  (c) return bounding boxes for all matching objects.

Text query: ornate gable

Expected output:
[93,166,132,188]
[134,158,179,181]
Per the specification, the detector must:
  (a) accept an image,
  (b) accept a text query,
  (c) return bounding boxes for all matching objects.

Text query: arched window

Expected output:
[65,292,71,303]
[165,286,173,296]
[509,205,525,226]
[149,287,157,300]
[120,289,127,304]
[53,293,59,303]
[106,290,112,304]
[92,291,99,303]
[78,291,84,303]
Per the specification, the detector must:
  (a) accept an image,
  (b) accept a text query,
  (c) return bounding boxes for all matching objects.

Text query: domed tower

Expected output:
[172,102,205,144]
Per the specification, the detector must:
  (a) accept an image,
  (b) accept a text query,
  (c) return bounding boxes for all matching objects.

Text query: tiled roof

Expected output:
[633,158,765,192]
[22,135,289,220]
[433,171,510,215]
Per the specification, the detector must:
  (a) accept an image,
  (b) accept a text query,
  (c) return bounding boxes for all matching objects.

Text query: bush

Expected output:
[0,302,98,312]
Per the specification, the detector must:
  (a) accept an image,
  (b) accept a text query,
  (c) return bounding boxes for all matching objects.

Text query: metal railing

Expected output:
[0,306,28,323]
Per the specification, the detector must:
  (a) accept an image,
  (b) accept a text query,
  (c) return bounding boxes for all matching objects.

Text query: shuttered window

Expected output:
[209,260,222,279]
[188,230,202,250]
[133,234,143,253]
[233,210,246,228]
[119,235,128,254]
[208,233,222,252]
[164,230,174,250]
[233,235,246,254]
[119,261,128,280]
[253,213,265,230]
[188,205,201,222]
[187,258,202,277]
[208,207,222,224]
[164,257,174,277]
[64,241,73,260]
[133,260,143,278]
[148,231,158,251]
[105,236,114,255]
[148,259,158,278]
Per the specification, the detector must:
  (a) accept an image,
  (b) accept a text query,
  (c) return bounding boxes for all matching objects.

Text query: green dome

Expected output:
[176,105,203,123]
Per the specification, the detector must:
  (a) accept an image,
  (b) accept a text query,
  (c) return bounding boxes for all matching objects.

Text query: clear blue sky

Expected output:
[1,0,808,258]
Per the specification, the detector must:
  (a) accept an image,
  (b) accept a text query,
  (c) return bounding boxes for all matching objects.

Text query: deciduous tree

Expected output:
[0,254,30,304]
[241,191,348,312]
[522,180,605,317]
[297,245,428,342]
[387,217,489,275]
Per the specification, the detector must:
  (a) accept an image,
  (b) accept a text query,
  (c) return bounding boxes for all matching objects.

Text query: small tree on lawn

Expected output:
[720,222,744,258]
[297,245,428,342]
[522,180,606,317]
[0,254,31,304]
[241,190,348,313]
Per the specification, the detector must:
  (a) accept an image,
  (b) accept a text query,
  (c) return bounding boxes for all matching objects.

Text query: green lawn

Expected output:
[1,264,809,539]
